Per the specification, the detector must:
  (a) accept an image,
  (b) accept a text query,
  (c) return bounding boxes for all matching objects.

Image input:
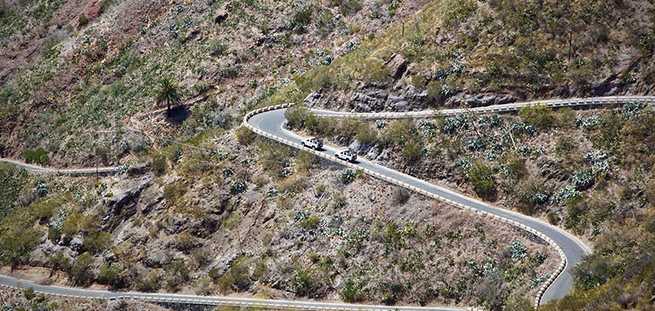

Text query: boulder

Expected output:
[303,91,322,107]
[385,54,408,79]
[214,8,228,23]
[144,249,171,268]
[70,235,84,253]
[366,146,381,160]
[348,139,371,155]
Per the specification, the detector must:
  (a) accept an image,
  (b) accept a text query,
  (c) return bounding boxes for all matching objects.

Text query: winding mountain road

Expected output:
[1,96,653,310]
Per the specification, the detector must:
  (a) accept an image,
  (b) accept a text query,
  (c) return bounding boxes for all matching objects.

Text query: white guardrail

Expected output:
[243,96,655,309]
[311,96,655,119]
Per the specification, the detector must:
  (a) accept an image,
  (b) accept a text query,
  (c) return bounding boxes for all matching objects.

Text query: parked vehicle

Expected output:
[335,148,357,163]
[301,137,323,150]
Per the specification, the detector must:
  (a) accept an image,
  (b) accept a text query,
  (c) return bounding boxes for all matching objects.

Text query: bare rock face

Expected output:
[385,54,408,79]
[102,175,153,230]
[351,89,388,112]
[144,249,171,268]
[538,157,568,182]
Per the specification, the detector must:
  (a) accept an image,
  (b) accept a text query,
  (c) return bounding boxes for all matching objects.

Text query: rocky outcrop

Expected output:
[351,89,388,112]
[385,54,408,79]
[102,176,153,230]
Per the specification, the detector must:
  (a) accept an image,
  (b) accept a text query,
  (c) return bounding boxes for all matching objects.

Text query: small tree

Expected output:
[48,251,71,277]
[156,78,180,112]
[70,252,95,285]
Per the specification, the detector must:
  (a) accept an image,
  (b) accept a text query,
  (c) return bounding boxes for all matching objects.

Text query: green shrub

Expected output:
[292,267,318,297]
[439,0,478,27]
[402,140,422,163]
[217,257,251,292]
[340,277,365,302]
[70,252,95,285]
[355,123,378,145]
[165,258,190,290]
[78,14,89,27]
[290,5,313,33]
[48,251,70,275]
[83,231,112,254]
[385,120,415,146]
[137,270,162,292]
[97,263,126,289]
[151,153,167,176]
[0,225,41,269]
[284,106,311,129]
[23,148,49,165]
[519,105,555,129]
[0,163,28,219]
[300,215,320,230]
[467,162,496,199]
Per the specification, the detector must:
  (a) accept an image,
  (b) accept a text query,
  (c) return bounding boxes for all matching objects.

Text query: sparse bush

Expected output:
[340,277,365,302]
[23,148,48,165]
[78,14,89,28]
[164,181,188,206]
[217,257,251,292]
[391,188,410,206]
[97,262,127,289]
[385,120,414,146]
[519,105,555,129]
[292,268,318,297]
[151,153,167,176]
[235,126,256,145]
[165,258,190,290]
[209,40,228,57]
[175,232,198,253]
[290,5,313,33]
[340,169,357,185]
[300,215,320,230]
[83,231,112,254]
[137,270,162,292]
[355,123,378,145]
[467,162,496,199]
[70,252,95,286]
[277,175,307,194]
[402,140,422,163]
[296,151,317,173]
[329,0,362,16]
[253,174,269,188]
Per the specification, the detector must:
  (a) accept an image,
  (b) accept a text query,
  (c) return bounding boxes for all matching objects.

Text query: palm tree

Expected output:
[156,78,180,112]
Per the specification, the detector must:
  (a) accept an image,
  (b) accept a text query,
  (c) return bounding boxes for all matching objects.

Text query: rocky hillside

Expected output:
[0,0,426,166]
[268,0,655,113]
[0,126,557,309]
[2,0,654,310]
